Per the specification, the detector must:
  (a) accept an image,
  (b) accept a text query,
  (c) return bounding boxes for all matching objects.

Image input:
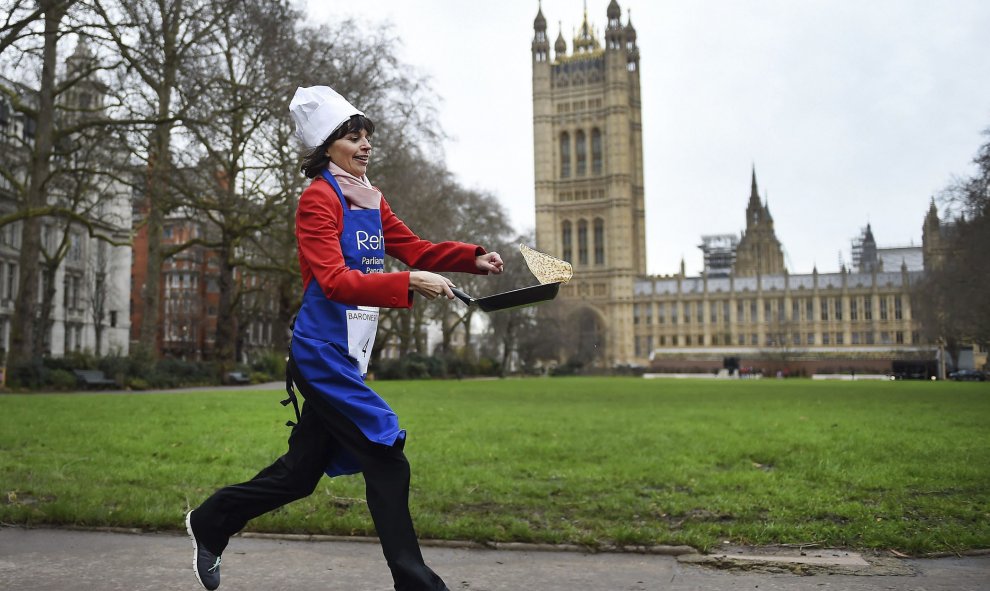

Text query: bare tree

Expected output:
[511,298,579,375]
[164,0,301,373]
[85,239,111,354]
[760,299,802,366]
[915,128,990,365]
[914,270,965,369]
[431,184,514,356]
[91,0,233,357]
[0,1,70,365]
[0,1,54,56]
[481,233,538,376]
[370,165,507,360]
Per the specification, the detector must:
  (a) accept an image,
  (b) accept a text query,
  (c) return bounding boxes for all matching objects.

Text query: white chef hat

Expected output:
[288,85,365,150]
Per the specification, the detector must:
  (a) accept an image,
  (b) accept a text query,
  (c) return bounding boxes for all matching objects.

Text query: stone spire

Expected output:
[573,1,600,53]
[734,166,786,276]
[922,198,944,270]
[532,2,549,63]
[856,223,879,272]
[625,9,637,40]
[555,22,567,57]
[67,37,93,77]
[607,0,621,21]
[746,166,763,226]
[533,2,547,32]
[624,9,639,68]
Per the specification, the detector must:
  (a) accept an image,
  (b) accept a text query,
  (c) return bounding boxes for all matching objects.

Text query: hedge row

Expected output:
[3,349,287,391]
[1,350,506,391]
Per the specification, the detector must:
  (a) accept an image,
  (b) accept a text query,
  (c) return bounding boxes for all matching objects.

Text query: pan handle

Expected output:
[449,286,475,307]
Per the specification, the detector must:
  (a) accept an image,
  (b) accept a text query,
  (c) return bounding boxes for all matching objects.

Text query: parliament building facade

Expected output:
[531,2,939,374]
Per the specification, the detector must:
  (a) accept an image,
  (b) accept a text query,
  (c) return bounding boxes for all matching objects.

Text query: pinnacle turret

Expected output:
[534,2,547,32]
[607,0,621,21]
[748,166,762,211]
[555,26,567,56]
[605,0,624,49]
[532,3,550,63]
[625,9,637,41]
[573,1,600,53]
[67,38,93,76]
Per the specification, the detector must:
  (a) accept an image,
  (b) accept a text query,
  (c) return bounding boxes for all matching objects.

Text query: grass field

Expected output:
[1,377,988,554]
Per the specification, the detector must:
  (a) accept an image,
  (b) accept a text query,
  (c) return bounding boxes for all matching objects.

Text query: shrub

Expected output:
[375,353,439,380]
[97,353,132,386]
[153,358,218,388]
[48,369,78,390]
[551,359,584,376]
[127,344,156,378]
[127,377,149,391]
[250,350,287,381]
[6,359,48,389]
[47,352,97,372]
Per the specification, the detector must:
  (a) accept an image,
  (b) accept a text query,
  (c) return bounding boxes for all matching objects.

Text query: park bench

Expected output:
[226,371,251,385]
[73,369,119,389]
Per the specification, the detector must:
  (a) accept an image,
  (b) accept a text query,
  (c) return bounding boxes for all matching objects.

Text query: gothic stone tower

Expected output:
[921,199,946,270]
[732,168,786,277]
[532,0,645,366]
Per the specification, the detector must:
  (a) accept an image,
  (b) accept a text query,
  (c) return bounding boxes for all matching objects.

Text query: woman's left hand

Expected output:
[476,251,504,274]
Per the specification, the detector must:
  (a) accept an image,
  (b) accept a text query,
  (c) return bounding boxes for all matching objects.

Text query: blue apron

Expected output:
[290,170,405,476]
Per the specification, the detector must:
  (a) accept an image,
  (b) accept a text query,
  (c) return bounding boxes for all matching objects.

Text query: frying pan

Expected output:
[450,282,561,312]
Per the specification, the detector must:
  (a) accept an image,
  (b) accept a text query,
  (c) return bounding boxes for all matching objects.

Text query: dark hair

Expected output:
[299,114,376,178]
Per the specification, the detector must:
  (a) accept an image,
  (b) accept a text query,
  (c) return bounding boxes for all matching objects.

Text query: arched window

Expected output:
[575,130,586,176]
[591,128,602,175]
[561,221,572,262]
[593,218,605,265]
[559,132,571,178]
[577,219,588,265]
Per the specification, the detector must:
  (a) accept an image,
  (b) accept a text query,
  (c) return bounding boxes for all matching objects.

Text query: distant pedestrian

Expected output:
[184,85,503,591]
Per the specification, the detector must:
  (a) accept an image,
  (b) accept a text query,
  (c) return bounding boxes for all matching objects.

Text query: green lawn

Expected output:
[1,378,988,554]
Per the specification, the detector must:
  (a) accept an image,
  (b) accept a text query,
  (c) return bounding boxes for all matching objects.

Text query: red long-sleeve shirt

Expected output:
[296,177,485,309]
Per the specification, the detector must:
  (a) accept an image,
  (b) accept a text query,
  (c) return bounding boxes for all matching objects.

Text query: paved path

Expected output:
[1,527,988,591]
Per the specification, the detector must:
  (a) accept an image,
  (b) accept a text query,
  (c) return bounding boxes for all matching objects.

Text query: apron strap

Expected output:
[320,169,349,213]
[280,364,301,428]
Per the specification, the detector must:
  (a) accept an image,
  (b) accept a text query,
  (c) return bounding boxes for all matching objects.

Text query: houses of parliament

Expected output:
[531,2,948,374]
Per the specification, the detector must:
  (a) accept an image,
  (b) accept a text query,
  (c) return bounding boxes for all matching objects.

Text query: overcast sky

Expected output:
[305,0,990,276]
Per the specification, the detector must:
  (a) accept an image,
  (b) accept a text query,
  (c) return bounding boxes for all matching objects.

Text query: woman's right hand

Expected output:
[409,271,455,300]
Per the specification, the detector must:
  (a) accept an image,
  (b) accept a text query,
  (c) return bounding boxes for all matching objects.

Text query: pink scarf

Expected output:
[327,162,382,210]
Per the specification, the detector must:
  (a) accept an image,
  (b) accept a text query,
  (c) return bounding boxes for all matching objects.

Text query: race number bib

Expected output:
[346,305,379,374]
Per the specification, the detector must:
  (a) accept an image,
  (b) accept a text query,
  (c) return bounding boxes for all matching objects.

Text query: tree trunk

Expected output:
[413,305,426,354]
[398,309,412,357]
[36,263,59,357]
[9,3,64,368]
[463,308,475,352]
[499,316,517,377]
[276,276,295,350]
[214,239,237,377]
[137,6,180,357]
[94,323,103,356]
[138,109,172,355]
[92,274,106,356]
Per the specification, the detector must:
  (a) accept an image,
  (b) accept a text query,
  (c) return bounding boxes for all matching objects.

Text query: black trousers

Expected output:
[191,361,447,591]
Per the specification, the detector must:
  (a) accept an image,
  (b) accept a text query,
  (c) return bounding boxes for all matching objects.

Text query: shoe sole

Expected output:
[185,510,211,591]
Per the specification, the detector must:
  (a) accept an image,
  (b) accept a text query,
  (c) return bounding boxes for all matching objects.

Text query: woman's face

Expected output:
[327,128,372,177]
